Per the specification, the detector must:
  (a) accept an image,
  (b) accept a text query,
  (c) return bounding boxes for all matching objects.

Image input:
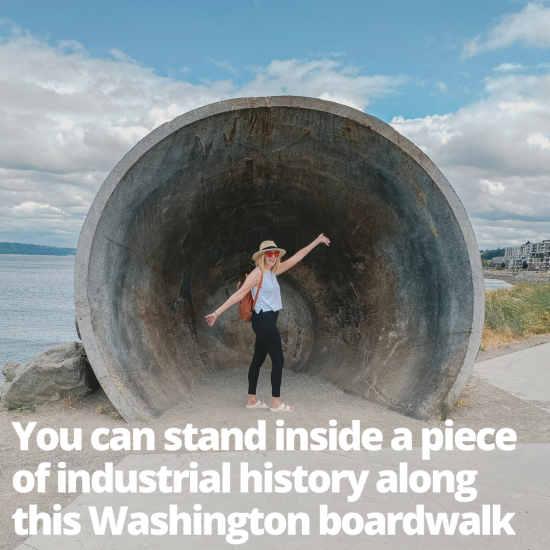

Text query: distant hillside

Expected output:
[480,248,505,261]
[0,242,76,256]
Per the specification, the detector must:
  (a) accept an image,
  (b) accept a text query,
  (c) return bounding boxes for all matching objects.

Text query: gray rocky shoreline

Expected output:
[483,268,550,284]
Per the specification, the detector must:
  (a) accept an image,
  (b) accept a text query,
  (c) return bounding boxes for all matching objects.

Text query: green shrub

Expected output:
[16,404,36,414]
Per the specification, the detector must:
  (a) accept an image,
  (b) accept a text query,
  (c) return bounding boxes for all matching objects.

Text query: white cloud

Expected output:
[207,58,240,76]
[434,81,448,93]
[463,3,550,58]
[109,48,137,63]
[479,179,506,196]
[11,202,65,217]
[0,28,405,246]
[493,62,525,73]
[241,59,405,111]
[4,23,549,250]
[527,133,550,149]
[469,218,550,248]
[390,71,550,248]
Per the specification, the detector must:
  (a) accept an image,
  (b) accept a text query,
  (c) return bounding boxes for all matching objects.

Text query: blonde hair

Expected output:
[255,252,281,275]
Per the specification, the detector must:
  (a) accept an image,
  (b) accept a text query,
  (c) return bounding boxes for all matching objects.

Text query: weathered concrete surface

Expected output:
[75,97,484,423]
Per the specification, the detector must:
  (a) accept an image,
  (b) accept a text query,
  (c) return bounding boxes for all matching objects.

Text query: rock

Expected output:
[2,342,99,409]
[2,361,24,382]
[0,379,10,401]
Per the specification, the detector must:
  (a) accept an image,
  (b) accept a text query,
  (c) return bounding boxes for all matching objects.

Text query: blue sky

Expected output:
[1,0,539,120]
[0,1,549,248]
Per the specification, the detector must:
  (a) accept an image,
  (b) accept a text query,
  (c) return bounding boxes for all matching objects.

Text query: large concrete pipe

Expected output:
[75,97,484,423]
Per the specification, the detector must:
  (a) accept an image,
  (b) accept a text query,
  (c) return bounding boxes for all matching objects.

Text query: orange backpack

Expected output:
[237,269,264,322]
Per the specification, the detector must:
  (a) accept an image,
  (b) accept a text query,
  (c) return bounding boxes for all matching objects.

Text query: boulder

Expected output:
[2,361,24,382]
[0,379,10,401]
[2,342,99,409]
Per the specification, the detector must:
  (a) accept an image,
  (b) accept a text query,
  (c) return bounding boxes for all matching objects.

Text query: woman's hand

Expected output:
[205,312,219,327]
[316,233,330,246]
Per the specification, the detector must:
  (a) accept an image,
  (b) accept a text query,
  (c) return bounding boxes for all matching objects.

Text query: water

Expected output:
[484,278,513,291]
[0,255,79,376]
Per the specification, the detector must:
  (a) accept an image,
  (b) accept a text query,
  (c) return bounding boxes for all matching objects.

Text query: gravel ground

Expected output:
[1,360,549,550]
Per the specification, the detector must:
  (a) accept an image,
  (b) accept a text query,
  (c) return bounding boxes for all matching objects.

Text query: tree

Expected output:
[480,248,505,261]
[523,261,528,270]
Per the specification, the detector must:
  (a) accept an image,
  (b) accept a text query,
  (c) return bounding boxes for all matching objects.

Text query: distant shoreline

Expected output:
[0,242,76,256]
[0,253,76,257]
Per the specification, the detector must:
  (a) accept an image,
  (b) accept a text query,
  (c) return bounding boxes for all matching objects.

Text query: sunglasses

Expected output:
[265,251,280,258]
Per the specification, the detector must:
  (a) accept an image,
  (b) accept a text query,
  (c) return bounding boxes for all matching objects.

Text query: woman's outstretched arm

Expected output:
[276,233,330,275]
[205,268,262,326]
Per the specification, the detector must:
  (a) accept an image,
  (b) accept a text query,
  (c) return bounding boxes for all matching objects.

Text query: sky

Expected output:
[0,0,549,249]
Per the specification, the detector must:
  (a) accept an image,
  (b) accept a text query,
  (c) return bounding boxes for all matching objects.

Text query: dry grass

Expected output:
[483,282,550,349]
[481,326,526,350]
[62,393,83,411]
[97,403,122,420]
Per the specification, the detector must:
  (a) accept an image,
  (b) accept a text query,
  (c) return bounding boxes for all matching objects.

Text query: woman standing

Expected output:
[205,234,331,412]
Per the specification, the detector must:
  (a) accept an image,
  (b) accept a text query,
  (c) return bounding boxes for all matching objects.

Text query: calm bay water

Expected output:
[0,255,79,375]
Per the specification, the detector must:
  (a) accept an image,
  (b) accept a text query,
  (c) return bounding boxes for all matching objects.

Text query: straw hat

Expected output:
[252,240,286,262]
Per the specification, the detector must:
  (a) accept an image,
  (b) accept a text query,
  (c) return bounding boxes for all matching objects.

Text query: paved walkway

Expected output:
[15,444,550,549]
[474,342,550,412]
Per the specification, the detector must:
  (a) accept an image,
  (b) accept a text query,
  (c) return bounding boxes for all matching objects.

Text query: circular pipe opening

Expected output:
[75,97,484,423]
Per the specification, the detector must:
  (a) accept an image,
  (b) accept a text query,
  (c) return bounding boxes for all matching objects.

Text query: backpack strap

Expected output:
[252,270,264,309]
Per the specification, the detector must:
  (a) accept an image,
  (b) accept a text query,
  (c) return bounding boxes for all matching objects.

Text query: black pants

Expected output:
[248,309,284,398]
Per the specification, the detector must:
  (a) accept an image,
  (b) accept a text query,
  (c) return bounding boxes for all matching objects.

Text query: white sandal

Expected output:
[270,403,294,412]
[246,400,269,409]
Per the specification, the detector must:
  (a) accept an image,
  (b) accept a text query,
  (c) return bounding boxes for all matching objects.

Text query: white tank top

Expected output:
[251,268,282,313]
